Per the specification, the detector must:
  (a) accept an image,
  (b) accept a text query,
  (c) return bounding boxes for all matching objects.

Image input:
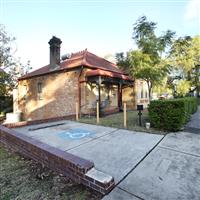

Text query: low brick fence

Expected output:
[4,114,76,128]
[0,125,115,194]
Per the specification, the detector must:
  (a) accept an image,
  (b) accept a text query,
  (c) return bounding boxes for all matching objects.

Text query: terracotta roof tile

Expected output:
[19,49,125,80]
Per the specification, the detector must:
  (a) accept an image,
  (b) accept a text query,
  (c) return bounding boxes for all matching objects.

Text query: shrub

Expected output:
[0,95,13,114]
[148,97,198,131]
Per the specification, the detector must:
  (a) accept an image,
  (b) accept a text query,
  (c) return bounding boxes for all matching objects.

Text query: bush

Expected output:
[198,97,200,105]
[0,95,13,114]
[148,97,198,131]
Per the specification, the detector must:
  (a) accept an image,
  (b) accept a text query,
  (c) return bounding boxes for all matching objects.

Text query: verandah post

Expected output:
[76,102,79,121]
[124,102,127,128]
[97,101,99,124]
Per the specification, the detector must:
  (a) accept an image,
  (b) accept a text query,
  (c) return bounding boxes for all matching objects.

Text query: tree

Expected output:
[0,69,13,96]
[115,52,130,73]
[0,24,16,69]
[169,36,200,97]
[132,16,175,60]
[127,16,175,99]
[128,50,170,98]
[176,80,191,97]
[0,24,31,96]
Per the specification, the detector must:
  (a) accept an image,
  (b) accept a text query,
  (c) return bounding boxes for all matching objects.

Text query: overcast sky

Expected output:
[1,0,200,70]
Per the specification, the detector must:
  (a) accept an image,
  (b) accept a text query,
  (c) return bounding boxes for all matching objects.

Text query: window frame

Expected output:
[37,82,43,100]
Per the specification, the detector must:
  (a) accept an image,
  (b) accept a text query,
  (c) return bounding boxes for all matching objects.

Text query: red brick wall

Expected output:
[0,125,115,194]
[18,70,80,121]
[17,68,136,120]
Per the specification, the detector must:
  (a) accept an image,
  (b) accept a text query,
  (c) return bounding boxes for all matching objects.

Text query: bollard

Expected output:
[76,102,79,121]
[124,102,127,128]
[96,101,99,124]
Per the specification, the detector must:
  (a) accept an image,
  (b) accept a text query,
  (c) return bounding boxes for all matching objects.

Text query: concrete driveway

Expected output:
[14,120,200,199]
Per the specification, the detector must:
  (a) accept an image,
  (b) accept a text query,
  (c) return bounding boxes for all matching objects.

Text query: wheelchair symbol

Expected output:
[58,129,93,140]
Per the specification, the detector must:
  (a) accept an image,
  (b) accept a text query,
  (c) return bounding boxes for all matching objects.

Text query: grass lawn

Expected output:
[0,147,102,200]
[79,110,166,134]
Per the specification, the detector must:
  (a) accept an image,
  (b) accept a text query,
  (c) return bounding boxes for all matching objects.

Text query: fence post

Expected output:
[97,101,99,124]
[124,102,127,128]
[76,102,79,121]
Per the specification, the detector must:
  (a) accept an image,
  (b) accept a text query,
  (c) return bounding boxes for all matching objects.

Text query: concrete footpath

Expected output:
[185,106,200,134]
[103,131,200,200]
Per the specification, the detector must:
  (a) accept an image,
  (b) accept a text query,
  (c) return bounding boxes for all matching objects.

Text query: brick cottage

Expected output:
[14,36,149,121]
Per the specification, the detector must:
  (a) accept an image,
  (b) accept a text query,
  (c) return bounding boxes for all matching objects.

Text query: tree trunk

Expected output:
[146,81,152,100]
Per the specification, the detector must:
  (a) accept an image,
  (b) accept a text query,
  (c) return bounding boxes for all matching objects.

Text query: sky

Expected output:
[0,0,200,70]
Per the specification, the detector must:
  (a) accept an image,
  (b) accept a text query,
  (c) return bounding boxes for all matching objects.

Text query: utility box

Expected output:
[5,112,21,124]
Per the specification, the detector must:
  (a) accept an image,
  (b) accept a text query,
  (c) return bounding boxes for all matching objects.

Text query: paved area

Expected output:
[14,119,200,200]
[15,121,117,151]
[69,129,162,183]
[185,106,200,134]
[14,121,163,184]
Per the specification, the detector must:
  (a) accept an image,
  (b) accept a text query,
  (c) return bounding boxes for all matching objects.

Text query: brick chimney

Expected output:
[48,36,62,70]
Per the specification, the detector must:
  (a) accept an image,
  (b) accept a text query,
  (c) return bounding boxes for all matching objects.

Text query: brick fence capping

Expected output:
[0,125,115,194]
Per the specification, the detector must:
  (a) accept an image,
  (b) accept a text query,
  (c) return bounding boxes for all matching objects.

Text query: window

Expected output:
[141,88,144,99]
[145,90,148,98]
[22,85,27,100]
[37,82,43,100]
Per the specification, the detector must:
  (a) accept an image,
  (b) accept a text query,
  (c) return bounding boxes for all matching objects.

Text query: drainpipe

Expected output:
[78,66,84,116]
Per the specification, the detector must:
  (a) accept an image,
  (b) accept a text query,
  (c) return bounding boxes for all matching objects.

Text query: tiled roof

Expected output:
[19,49,125,80]
[86,69,133,81]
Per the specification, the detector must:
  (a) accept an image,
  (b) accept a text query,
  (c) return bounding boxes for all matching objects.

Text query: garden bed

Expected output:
[79,110,166,135]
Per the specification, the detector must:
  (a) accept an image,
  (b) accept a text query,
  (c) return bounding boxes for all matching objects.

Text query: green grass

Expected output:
[79,110,166,134]
[0,147,102,200]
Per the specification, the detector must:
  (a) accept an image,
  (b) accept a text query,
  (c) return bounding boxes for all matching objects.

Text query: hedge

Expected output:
[148,97,198,131]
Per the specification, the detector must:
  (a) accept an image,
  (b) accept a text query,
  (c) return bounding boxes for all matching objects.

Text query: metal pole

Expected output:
[138,110,142,126]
